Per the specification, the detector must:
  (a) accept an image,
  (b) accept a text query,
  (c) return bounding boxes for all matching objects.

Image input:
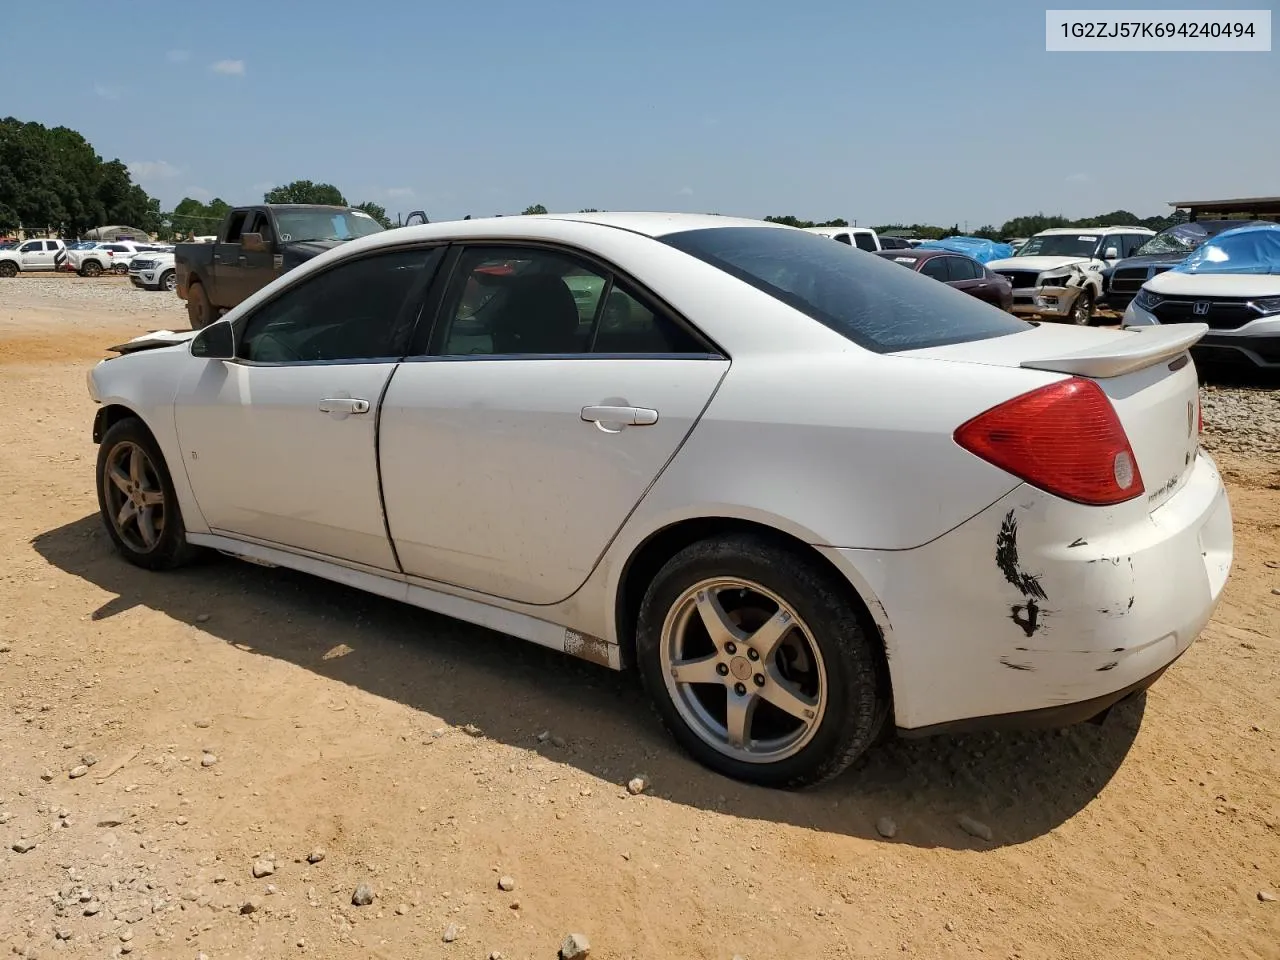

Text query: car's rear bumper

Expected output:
[820,450,1232,731]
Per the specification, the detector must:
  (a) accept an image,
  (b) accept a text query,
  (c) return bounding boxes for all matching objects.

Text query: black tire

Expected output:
[187,280,213,329]
[80,260,103,278]
[0,261,17,278]
[96,417,203,571]
[636,534,889,789]
[1070,289,1095,325]
[161,270,177,293]
[113,262,129,275]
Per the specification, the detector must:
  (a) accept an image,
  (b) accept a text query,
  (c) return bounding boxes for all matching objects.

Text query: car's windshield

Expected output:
[1015,233,1101,258]
[1134,225,1207,256]
[273,209,385,243]
[662,226,1028,352]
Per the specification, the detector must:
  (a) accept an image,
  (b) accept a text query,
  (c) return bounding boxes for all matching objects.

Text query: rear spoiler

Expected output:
[1020,323,1207,379]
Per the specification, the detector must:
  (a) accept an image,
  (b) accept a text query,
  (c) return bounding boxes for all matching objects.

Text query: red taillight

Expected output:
[954,377,1144,506]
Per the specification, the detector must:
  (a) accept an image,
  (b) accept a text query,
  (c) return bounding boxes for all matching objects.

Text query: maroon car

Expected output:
[872,249,1013,311]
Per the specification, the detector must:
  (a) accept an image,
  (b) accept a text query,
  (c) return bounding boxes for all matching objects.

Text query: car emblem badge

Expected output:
[1193,301,1210,315]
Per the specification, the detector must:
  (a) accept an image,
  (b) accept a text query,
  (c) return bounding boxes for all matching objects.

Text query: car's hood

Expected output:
[986,255,1088,272]
[1143,270,1280,297]
[1112,252,1188,271]
[107,329,199,354]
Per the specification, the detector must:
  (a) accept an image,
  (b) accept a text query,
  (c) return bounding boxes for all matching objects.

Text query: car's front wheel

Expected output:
[96,417,202,570]
[80,260,103,278]
[1071,289,1095,325]
[636,534,889,789]
[161,270,176,292]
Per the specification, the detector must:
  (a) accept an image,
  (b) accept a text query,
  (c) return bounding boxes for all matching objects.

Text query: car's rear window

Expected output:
[662,226,1029,352]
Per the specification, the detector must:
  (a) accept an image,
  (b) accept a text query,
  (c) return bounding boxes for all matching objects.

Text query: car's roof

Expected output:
[1035,225,1154,235]
[802,225,874,234]
[362,212,791,244]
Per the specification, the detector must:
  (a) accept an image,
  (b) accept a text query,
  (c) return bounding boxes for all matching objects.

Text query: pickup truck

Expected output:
[175,204,385,327]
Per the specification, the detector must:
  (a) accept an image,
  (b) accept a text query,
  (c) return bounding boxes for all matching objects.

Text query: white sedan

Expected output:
[86,213,1233,788]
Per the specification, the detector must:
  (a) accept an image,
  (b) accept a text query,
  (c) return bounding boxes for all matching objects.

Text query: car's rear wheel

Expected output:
[636,534,888,789]
[81,260,103,278]
[1071,289,1095,325]
[161,270,176,292]
[0,261,17,278]
[187,280,213,329]
[96,417,202,570]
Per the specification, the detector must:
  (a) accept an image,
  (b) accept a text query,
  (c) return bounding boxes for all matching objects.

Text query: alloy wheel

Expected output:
[660,578,828,764]
[102,441,167,553]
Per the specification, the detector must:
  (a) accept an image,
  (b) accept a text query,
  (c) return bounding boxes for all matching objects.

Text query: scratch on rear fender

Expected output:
[995,510,1050,638]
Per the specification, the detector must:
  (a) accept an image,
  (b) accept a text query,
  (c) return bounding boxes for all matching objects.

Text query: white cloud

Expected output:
[211,59,246,76]
[678,186,695,196]
[93,83,120,101]
[128,160,180,180]
[1066,172,1091,184]
[185,187,213,201]
[166,49,190,63]
[385,187,416,199]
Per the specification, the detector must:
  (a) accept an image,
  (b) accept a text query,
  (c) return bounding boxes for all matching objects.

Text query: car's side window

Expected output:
[434,247,706,358]
[853,233,878,252]
[948,257,981,281]
[19,241,41,253]
[919,257,949,281]
[832,233,853,245]
[238,247,442,364]
[224,212,248,244]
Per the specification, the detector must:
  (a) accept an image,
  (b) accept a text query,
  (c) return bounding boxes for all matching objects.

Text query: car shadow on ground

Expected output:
[33,514,1146,851]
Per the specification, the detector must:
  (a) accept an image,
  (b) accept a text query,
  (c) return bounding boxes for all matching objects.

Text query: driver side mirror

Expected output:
[241,232,267,253]
[1103,246,1120,260]
[190,320,236,360]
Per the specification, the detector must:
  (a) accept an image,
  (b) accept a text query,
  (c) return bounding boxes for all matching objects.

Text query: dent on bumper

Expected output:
[820,452,1232,731]
[1010,285,1084,318]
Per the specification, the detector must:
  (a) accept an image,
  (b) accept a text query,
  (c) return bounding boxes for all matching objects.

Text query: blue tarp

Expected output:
[1172,222,1280,275]
[915,236,1015,264]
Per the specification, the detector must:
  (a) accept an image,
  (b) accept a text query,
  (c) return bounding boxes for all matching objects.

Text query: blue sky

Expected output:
[2,0,1275,227]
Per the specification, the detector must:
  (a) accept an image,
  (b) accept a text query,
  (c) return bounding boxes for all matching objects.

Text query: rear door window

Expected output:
[853,232,878,252]
[662,226,1028,352]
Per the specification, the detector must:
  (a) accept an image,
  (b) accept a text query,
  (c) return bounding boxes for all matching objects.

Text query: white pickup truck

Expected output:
[0,238,68,276]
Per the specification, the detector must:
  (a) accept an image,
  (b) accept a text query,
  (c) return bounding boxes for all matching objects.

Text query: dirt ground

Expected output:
[1,274,1277,960]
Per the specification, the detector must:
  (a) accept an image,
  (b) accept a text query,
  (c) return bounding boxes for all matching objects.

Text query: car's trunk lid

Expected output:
[906,323,1208,512]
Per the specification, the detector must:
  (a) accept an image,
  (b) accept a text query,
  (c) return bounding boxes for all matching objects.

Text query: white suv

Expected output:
[986,226,1154,324]
[128,250,177,291]
[69,242,143,277]
[0,238,68,276]
[802,226,881,252]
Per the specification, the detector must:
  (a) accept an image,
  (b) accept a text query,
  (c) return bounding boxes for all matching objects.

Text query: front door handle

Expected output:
[319,398,370,416]
[581,405,659,428]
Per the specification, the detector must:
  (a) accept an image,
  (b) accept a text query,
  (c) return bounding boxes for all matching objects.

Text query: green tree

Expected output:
[353,201,392,228]
[522,204,548,215]
[0,117,163,237]
[169,196,231,237]
[264,180,347,205]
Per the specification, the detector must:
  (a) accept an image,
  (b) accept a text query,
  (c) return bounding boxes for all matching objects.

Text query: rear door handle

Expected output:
[319,398,370,415]
[581,405,659,427]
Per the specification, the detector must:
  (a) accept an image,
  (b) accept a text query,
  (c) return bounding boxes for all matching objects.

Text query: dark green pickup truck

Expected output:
[174,204,385,328]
